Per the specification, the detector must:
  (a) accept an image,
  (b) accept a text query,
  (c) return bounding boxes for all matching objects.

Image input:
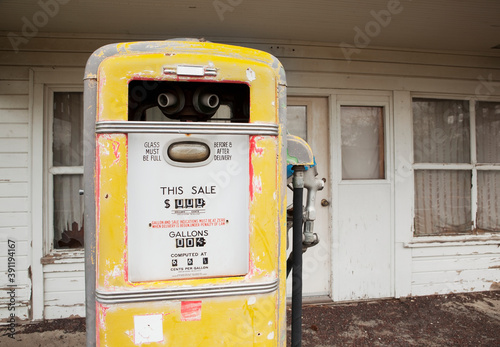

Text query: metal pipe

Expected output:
[199,93,219,109]
[292,166,305,347]
[193,89,220,115]
[83,75,97,347]
[286,251,294,277]
[157,92,178,108]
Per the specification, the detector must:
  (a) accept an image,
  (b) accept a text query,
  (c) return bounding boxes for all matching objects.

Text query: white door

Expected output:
[287,97,331,299]
[332,94,394,301]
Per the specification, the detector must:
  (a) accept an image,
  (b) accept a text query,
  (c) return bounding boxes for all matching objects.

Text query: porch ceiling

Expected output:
[0,0,499,53]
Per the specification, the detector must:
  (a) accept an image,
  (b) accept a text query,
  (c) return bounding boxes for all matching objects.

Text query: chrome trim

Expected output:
[96,121,279,135]
[96,280,278,304]
[162,65,218,77]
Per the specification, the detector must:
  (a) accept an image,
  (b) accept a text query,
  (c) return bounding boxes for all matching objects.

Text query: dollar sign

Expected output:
[164,199,170,208]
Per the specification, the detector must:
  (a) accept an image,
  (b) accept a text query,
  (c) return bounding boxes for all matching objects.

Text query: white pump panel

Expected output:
[127,132,250,282]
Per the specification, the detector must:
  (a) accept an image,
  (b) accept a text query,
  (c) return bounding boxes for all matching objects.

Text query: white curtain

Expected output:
[53,175,84,247]
[414,170,472,236]
[476,101,500,163]
[413,98,470,164]
[477,171,500,232]
[476,101,500,232]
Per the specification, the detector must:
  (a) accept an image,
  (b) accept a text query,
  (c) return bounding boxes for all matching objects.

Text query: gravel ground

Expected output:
[287,291,500,346]
[1,291,499,346]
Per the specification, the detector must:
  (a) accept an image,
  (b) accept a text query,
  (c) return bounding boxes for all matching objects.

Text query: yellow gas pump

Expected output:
[84,40,288,346]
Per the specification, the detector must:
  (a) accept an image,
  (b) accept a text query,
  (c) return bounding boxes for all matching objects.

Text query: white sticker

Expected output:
[134,314,163,344]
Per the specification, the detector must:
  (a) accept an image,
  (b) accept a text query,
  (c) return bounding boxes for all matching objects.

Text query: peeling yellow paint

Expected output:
[94,41,286,346]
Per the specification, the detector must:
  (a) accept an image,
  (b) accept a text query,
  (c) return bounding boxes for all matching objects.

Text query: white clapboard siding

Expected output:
[411,245,500,296]
[412,244,500,257]
[279,57,497,81]
[0,239,29,304]
[0,66,30,81]
[0,139,29,152]
[2,35,499,70]
[0,168,29,183]
[0,241,28,257]
[0,270,30,289]
[0,95,29,109]
[0,51,90,67]
[0,213,28,227]
[0,307,30,322]
[43,265,85,319]
[0,153,28,168]
[0,228,29,245]
[0,255,28,272]
[0,57,31,321]
[0,182,28,197]
[0,197,28,212]
[0,124,28,138]
[0,81,29,95]
[0,109,29,123]
[0,286,30,302]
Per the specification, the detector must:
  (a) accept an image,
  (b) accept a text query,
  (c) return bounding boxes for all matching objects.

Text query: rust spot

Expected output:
[490,282,500,291]
[105,194,109,199]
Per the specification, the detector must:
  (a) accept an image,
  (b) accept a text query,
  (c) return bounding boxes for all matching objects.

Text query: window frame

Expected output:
[335,96,391,185]
[45,87,85,254]
[411,94,500,239]
[31,68,85,320]
[340,105,386,181]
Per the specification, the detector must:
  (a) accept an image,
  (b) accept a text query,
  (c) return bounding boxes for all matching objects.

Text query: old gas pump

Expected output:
[84,40,288,346]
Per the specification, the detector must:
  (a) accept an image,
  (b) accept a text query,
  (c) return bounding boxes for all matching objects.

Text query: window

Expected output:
[287,105,307,140]
[341,106,385,180]
[412,98,500,236]
[49,92,84,249]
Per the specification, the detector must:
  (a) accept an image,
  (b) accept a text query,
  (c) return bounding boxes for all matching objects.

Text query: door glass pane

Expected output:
[414,170,472,236]
[477,171,500,232]
[341,106,385,180]
[287,105,307,140]
[53,92,83,166]
[54,174,84,248]
[476,101,500,164]
[412,98,470,164]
